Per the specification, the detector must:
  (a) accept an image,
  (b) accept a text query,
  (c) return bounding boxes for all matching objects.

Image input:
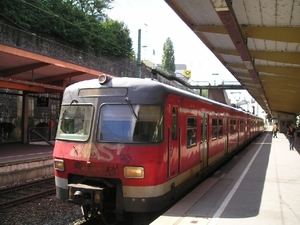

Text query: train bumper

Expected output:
[68,183,104,205]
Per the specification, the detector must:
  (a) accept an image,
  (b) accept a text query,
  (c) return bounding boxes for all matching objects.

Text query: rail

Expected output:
[0,176,56,209]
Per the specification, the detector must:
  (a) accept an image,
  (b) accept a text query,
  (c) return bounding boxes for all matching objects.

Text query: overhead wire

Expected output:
[0,13,30,32]
[113,0,136,16]
[110,0,151,61]
[110,0,149,30]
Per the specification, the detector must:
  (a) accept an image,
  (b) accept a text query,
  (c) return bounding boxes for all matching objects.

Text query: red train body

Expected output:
[53,75,264,223]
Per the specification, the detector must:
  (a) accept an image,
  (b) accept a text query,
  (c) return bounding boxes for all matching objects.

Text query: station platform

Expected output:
[0,142,53,164]
[0,142,54,187]
[151,127,300,225]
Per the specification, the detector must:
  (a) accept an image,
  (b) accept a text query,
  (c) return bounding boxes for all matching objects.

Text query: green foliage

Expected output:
[201,89,209,98]
[161,37,175,74]
[98,19,133,57]
[69,0,112,18]
[193,89,208,98]
[0,0,133,58]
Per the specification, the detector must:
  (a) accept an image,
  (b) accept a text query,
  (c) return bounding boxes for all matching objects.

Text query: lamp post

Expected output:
[137,24,148,78]
[137,29,141,78]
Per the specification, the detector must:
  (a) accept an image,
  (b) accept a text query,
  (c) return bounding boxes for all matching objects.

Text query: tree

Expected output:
[161,37,175,74]
[68,0,113,20]
[99,19,134,57]
[0,0,133,58]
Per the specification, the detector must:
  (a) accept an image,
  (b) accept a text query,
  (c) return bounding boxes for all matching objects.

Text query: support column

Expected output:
[22,92,29,143]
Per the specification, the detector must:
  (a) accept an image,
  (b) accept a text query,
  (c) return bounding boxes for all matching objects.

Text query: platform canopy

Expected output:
[165,0,300,117]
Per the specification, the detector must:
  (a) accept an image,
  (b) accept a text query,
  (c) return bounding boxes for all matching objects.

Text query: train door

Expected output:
[168,106,180,178]
[200,114,208,169]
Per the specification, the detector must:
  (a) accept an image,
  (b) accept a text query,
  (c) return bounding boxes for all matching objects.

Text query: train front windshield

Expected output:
[98,104,163,143]
[56,105,93,141]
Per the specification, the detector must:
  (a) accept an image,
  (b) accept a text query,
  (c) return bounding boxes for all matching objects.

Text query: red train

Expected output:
[53,74,264,223]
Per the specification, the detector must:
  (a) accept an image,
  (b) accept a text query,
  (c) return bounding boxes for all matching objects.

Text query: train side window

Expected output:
[218,119,223,138]
[200,116,207,143]
[200,117,203,143]
[172,107,178,140]
[187,117,197,147]
[204,117,207,142]
[212,118,217,140]
[240,120,244,132]
[230,119,236,135]
[247,120,250,132]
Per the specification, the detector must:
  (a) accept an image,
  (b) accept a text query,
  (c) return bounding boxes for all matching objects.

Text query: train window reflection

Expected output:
[187,117,197,147]
[240,120,244,132]
[172,107,178,140]
[212,118,218,140]
[98,104,163,143]
[56,105,94,141]
[230,119,237,135]
[218,119,223,138]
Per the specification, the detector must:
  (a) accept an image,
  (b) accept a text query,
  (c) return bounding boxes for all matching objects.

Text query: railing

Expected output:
[28,127,54,146]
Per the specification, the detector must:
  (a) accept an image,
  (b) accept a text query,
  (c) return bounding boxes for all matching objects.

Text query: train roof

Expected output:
[64,76,262,119]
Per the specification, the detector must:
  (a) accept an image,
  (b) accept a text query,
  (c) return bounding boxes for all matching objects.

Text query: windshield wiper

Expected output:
[70,99,78,105]
[125,97,138,121]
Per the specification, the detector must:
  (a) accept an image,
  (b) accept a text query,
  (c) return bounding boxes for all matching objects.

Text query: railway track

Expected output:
[0,176,56,209]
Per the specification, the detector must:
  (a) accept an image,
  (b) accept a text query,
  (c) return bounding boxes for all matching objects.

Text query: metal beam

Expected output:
[214,48,300,65]
[0,44,104,76]
[256,65,300,77]
[0,77,64,92]
[0,62,50,77]
[193,25,300,43]
[35,71,86,83]
[192,85,243,90]
[209,0,271,114]
[151,68,243,90]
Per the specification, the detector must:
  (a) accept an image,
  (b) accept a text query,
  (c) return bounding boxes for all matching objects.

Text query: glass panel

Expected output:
[0,92,23,143]
[56,105,94,141]
[212,118,217,140]
[172,107,178,140]
[187,117,197,147]
[200,117,203,143]
[98,104,163,143]
[218,119,223,137]
[240,120,244,132]
[204,117,207,142]
[230,120,236,135]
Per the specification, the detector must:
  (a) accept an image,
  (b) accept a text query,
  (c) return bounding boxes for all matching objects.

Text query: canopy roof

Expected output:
[165,0,300,117]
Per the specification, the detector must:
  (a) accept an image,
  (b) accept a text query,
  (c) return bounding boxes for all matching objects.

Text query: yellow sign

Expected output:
[184,70,191,78]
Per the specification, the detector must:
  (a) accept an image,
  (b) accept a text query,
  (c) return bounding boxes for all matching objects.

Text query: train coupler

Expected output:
[68,183,104,205]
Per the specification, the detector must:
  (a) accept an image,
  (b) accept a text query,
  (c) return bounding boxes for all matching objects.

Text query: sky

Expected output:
[106,0,259,112]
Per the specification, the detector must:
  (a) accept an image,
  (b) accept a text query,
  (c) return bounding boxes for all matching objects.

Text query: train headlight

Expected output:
[124,166,144,178]
[54,159,65,171]
[98,74,107,84]
[98,74,112,85]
